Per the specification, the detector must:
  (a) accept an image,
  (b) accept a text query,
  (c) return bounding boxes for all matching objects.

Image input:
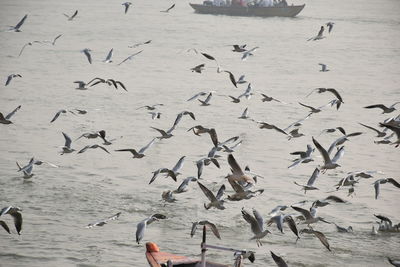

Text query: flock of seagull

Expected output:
[1,3,400,267]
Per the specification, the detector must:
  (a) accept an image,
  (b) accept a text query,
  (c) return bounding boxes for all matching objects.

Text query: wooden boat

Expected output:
[146,226,252,266]
[189,3,305,17]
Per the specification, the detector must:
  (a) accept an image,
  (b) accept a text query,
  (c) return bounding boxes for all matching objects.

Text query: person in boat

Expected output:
[259,0,273,7]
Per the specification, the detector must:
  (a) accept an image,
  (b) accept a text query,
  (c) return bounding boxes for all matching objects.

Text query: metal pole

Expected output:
[201,225,207,267]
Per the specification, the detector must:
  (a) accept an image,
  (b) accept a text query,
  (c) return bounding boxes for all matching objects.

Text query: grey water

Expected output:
[0,0,399,266]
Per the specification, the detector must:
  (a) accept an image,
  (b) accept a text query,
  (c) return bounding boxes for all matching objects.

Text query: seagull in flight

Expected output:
[136,214,166,244]
[364,102,400,114]
[87,212,121,228]
[197,182,225,210]
[5,74,22,86]
[78,144,110,154]
[232,44,247,52]
[307,26,325,41]
[373,178,400,199]
[318,63,329,72]
[0,105,21,124]
[241,208,271,246]
[241,47,259,61]
[128,40,151,48]
[294,168,320,193]
[117,50,143,66]
[149,156,185,184]
[63,10,78,21]
[191,63,205,73]
[122,2,132,14]
[18,41,43,57]
[81,48,92,64]
[102,48,114,63]
[326,22,335,33]
[312,137,340,171]
[307,88,344,109]
[7,14,28,32]
[0,206,23,234]
[60,132,76,154]
[43,34,63,45]
[115,138,156,158]
[160,4,176,12]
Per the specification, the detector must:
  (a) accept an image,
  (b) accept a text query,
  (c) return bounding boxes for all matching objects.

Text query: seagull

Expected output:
[197,182,225,210]
[174,176,197,193]
[318,63,329,72]
[268,205,288,217]
[241,47,259,60]
[16,159,35,179]
[334,223,353,233]
[312,137,341,171]
[117,50,143,66]
[307,88,344,109]
[359,122,386,137]
[77,145,110,154]
[291,206,330,225]
[160,4,176,13]
[380,122,400,147]
[172,111,196,128]
[191,63,205,73]
[238,83,254,100]
[232,44,247,52]
[191,220,221,239]
[326,22,335,33]
[128,40,151,48]
[102,48,114,63]
[61,132,75,154]
[312,195,346,208]
[319,127,346,136]
[284,114,311,132]
[307,26,325,41]
[18,41,42,57]
[63,10,78,21]
[236,75,247,84]
[137,104,164,110]
[136,214,166,244]
[43,34,62,45]
[238,107,249,119]
[241,208,271,247]
[149,156,185,184]
[187,91,209,101]
[287,128,305,140]
[0,206,22,234]
[122,2,132,14]
[50,109,75,123]
[0,105,21,124]
[288,144,314,169]
[198,92,213,106]
[7,14,28,32]
[226,178,263,201]
[364,102,400,114]
[298,100,337,115]
[222,70,237,88]
[227,154,256,185]
[261,93,281,103]
[270,251,288,267]
[89,78,127,91]
[327,132,362,155]
[74,81,89,90]
[294,168,320,193]
[299,227,331,251]
[115,138,156,158]
[86,212,121,228]
[148,112,161,120]
[254,120,287,136]
[151,125,176,139]
[81,48,92,64]
[373,178,400,199]
[5,74,22,86]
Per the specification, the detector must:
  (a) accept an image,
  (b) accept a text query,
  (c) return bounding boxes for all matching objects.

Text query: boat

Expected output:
[189,3,305,17]
[146,226,253,267]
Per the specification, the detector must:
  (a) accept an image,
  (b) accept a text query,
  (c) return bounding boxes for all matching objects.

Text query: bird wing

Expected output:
[359,123,382,135]
[15,14,28,30]
[326,88,343,103]
[312,137,332,165]
[105,48,113,61]
[187,92,206,101]
[307,168,320,186]
[208,128,219,147]
[331,146,344,164]
[172,156,185,172]
[84,50,92,64]
[117,50,143,65]
[0,220,10,234]
[166,3,176,12]
[241,208,262,234]
[149,169,162,184]
[139,138,156,154]
[252,209,264,231]
[52,34,62,45]
[136,220,147,244]
[200,220,221,239]
[62,132,72,148]
[190,222,198,237]
[201,52,215,61]
[387,178,400,188]
[224,71,237,88]
[364,104,388,110]
[313,230,331,251]
[5,105,21,120]
[77,145,90,154]
[97,145,110,154]
[299,102,316,112]
[270,251,288,267]
[228,154,244,176]
[215,184,225,200]
[10,211,23,234]
[71,10,78,19]
[291,206,312,220]
[324,195,346,203]
[197,182,218,202]
[150,127,168,136]
[374,181,381,199]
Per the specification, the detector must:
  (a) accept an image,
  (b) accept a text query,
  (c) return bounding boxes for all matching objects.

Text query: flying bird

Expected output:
[326,22,335,33]
[136,214,166,244]
[307,26,325,41]
[160,4,175,12]
[81,48,92,64]
[149,156,185,184]
[364,102,400,114]
[373,178,400,199]
[128,40,151,48]
[122,2,132,14]
[7,14,28,32]
[270,251,288,267]
[300,227,331,251]
[77,144,110,154]
[18,41,42,57]
[63,10,78,21]
[86,212,121,228]
[294,168,320,193]
[191,220,221,239]
[60,132,76,154]
[318,63,329,72]
[241,208,271,247]
[117,50,143,66]
[115,138,156,158]
[102,48,114,63]
[5,74,22,86]
[191,63,205,73]
[312,137,341,171]
[197,182,225,210]
[0,105,21,124]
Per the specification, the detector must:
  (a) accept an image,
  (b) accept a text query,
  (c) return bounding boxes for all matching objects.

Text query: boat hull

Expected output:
[189,3,305,17]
